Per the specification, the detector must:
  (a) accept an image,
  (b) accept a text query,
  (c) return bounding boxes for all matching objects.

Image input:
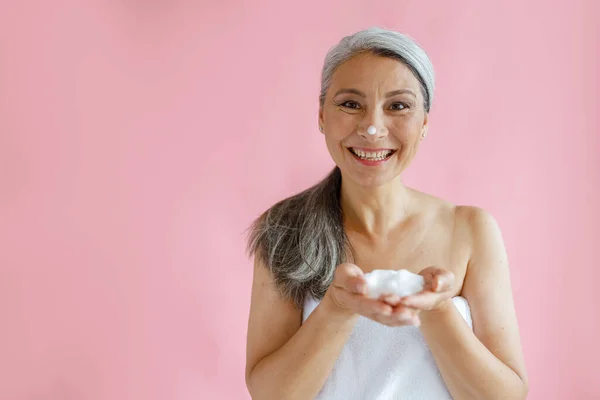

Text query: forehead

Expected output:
[330,52,420,93]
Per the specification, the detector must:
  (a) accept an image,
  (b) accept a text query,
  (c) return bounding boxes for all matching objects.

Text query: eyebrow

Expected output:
[333,88,417,98]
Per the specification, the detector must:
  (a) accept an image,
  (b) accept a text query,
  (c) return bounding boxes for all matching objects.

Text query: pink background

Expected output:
[0,1,598,399]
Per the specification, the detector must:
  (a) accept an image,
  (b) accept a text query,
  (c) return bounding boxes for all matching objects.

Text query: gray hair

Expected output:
[320,27,435,112]
[246,27,435,309]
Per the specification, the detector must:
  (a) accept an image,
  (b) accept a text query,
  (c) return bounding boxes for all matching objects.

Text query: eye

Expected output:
[339,100,361,109]
[390,102,408,111]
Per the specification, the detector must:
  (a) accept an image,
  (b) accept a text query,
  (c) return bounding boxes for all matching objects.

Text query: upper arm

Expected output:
[458,206,528,385]
[245,255,302,385]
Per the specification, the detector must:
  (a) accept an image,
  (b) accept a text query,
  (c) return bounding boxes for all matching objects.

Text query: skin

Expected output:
[246,52,529,400]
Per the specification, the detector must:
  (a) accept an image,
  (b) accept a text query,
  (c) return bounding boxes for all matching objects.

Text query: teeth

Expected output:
[351,148,393,161]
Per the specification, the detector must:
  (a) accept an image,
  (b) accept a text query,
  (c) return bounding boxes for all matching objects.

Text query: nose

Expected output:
[357,111,388,141]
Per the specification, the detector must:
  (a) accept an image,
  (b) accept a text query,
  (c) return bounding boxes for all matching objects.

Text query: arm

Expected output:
[417,206,529,400]
[245,257,359,400]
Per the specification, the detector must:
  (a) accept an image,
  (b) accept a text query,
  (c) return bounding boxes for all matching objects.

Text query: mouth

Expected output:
[348,147,397,162]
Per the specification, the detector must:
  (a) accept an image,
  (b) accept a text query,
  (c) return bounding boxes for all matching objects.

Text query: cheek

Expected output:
[324,120,355,144]
[324,135,343,155]
[392,128,415,145]
[326,107,360,128]
[393,118,423,142]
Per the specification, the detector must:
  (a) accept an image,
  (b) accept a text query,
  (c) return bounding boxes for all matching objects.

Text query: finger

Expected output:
[374,314,416,327]
[357,297,393,317]
[419,267,455,292]
[342,276,367,295]
[378,307,420,327]
[391,304,420,321]
[380,294,401,305]
[334,263,364,280]
[434,271,455,292]
[335,289,391,315]
[381,304,419,324]
[400,291,446,310]
[333,264,366,294]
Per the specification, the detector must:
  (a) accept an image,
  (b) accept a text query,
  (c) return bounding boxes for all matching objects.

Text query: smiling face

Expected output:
[319,52,429,188]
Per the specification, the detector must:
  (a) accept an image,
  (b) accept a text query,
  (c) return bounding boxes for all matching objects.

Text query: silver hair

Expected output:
[320,27,435,112]
[246,27,435,309]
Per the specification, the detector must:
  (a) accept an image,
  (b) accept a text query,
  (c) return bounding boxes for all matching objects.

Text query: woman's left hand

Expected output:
[400,266,456,311]
[380,266,456,326]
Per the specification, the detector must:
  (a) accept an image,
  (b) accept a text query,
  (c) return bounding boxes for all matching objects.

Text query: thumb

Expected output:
[335,263,366,293]
[419,266,454,292]
[434,271,455,292]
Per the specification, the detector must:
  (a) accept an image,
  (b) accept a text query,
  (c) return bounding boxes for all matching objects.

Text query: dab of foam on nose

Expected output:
[363,269,424,298]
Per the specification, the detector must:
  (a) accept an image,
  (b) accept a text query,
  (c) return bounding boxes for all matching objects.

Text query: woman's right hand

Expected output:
[323,263,421,327]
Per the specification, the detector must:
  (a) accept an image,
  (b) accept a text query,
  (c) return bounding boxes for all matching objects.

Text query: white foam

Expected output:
[363,269,424,299]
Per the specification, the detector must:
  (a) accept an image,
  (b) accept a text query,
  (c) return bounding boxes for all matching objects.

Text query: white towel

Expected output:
[302,296,473,399]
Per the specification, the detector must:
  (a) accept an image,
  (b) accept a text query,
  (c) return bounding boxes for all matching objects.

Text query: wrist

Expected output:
[419,299,453,322]
[321,291,360,322]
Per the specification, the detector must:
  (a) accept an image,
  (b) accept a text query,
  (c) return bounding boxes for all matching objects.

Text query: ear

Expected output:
[420,112,429,140]
[318,107,325,135]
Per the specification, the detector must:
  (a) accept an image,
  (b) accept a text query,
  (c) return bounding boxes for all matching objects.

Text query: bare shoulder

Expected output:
[408,190,504,284]
[245,255,302,383]
[453,205,505,260]
[407,188,505,242]
[407,187,458,219]
[408,189,472,240]
[408,187,509,279]
[408,187,454,207]
[455,205,499,228]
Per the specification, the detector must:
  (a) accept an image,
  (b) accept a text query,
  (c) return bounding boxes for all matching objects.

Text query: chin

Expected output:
[345,168,399,189]
[343,150,404,186]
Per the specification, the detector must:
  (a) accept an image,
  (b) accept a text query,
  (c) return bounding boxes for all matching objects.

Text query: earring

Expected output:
[421,131,427,139]
[319,126,323,132]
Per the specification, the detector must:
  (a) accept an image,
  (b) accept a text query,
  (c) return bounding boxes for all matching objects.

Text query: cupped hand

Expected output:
[324,263,421,327]
[395,266,456,313]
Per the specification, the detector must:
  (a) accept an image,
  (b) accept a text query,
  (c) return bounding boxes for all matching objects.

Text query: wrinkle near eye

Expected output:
[338,106,360,115]
[332,100,363,115]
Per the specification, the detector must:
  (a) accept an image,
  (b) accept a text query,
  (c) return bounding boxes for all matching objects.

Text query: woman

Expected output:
[244,27,528,399]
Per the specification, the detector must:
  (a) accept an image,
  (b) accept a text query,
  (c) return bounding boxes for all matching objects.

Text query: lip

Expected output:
[349,146,395,152]
[347,147,396,166]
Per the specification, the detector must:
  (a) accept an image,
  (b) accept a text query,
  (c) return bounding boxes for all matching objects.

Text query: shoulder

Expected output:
[409,189,468,233]
[452,206,511,299]
[409,189,504,259]
[455,205,499,227]
[454,206,505,261]
[407,188,457,219]
[410,189,498,228]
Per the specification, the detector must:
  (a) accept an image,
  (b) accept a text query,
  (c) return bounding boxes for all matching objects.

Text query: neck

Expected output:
[340,173,411,237]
